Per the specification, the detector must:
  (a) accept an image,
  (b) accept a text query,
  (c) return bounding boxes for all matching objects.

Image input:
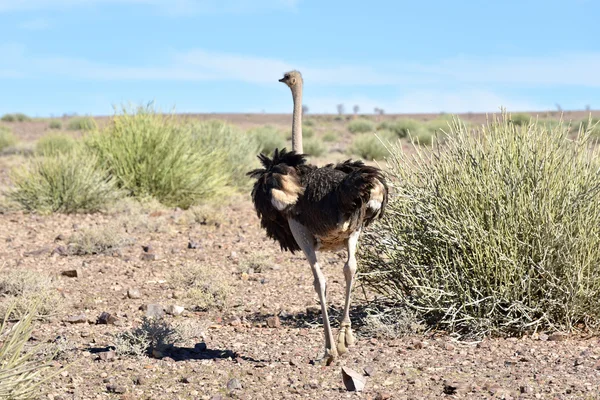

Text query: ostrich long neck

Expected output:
[291,83,303,153]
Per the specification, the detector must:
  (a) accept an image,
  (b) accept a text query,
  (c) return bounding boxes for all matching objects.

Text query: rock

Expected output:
[141,253,158,261]
[55,234,66,241]
[210,396,223,400]
[374,393,392,400]
[106,384,126,394]
[520,385,533,394]
[172,291,183,299]
[194,342,207,352]
[363,365,374,376]
[97,351,116,361]
[151,349,164,359]
[266,316,281,328]
[64,313,87,324]
[443,380,468,395]
[96,312,118,325]
[61,269,82,278]
[227,316,242,327]
[142,245,153,253]
[226,378,242,391]
[133,376,145,385]
[548,333,566,341]
[341,367,366,392]
[187,240,200,249]
[127,288,141,299]
[443,342,455,351]
[539,333,549,341]
[52,246,69,256]
[145,304,164,319]
[24,247,51,257]
[165,305,185,316]
[180,376,192,384]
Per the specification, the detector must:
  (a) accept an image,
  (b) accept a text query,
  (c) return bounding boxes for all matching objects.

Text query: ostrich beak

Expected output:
[278,77,286,83]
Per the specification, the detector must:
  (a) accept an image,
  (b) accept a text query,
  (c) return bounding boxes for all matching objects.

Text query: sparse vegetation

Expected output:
[509,112,531,126]
[0,270,63,320]
[360,114,600,337]
[1,113,31,123]
[247,125,285,157]
[322,131,338,142]
[8,150,121,213]
[0,126,17,152]
[347,119,375,134]
[377,119,421,138]
[48,120,62,130]
[576,116,600,137]
[35,133,77,156]
[0,302,57,399]
[303,137,326,157]
[113,317,180,358]
[349,132,391,160]
[67,222,134,255]
[171,263,230,311]
[66,116,96,131]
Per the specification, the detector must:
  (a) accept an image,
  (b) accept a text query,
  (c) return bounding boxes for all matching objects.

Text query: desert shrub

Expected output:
[576,116,600,137]
[304,119,315,127]
[8,150,120,213]
[322,131,338,142]
[348,119,375,134]
[509,112,531,126]
[85,107,232,208]
[360,114,600,337]
[67,222,133,255]
[249,125,285,155]
[190,120,259,188]
[113,317,180,357]
[48,120,62,130]
[0,270,63,320]
[0,301,58,399]
[303,126,315,138]
[171,263,230,311]
[303,137,326,157]
[66,116,96,131]
[377,119,421,139]
[0,126,17,152]
[349,132,391,160]
[1,113,31,123]
[35,133,77,156]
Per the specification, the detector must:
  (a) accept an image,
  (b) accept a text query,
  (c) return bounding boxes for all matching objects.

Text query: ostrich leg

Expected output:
[337,229,360,354]
[288,219,338,365]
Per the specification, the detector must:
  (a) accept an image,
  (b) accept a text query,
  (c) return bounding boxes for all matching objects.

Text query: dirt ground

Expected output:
[1,112,600,400]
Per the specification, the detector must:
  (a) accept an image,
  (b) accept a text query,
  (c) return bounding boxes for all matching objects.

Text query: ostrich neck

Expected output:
[291,84,303,153]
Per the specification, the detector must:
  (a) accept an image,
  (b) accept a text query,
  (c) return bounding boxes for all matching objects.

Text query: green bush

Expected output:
[248,125,286,156]
[303,137,326,157]
[8,150,121,213]
[0,126,17,151]
[36,133,77,156]
[66,116,96,131]
[322,131,338,142]
[304,119,315,127]
[360,114,600,337]
[85,107,234,208]
[509,113,531,126]
[1,113,31,122]
[377,119,422,139]
[348,119,375,134]
[48,120,62,130]
[0,301,57,399]
[349,132,391,160]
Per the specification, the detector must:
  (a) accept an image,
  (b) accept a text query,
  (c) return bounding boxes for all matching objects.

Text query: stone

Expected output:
[64,313,87,324]
[341,367,366,392]
[61,269,82,278]
[106,384,126,394]
[141,253,158,261]
[24,247,51,257]
[127,288,141,299]
[165,305,185,316]
[363,365,374,376]
[55,234,66,241]
[96,312,118,325]
[266,316,281,328]
[226,378,242,391]
[52,246,69,256]
[194,342,207,352]
[187,240,200,249]
[142,245,153,253]
[145,304,164,319]
[97,351,116,362]
[133,376,145,385]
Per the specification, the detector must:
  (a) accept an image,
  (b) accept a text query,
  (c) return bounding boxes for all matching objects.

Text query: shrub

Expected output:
[171,263,230,311]
[66,116,96,131]
[249,125,286,155]
[67,222,134,255]
[510,112,531,126]
[0,270,63,320]
[304,119,315,127]
[8,150,120,213]
[348,119,375,134]
[360,114,600,337]
[1,113,31,122]
[349,132,391,160]
[85,107,232,208]
[322,131,338,142]
[113,317,180,358]
[377,119,421,139]
[303,137,326,157]
[0,126,17,152]
[576,116,600,137]
[48,120,62,130]
[35,133,77,156]
[0,301,57,398]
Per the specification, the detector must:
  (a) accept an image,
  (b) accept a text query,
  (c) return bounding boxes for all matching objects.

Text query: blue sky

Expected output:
[1,0,599,116]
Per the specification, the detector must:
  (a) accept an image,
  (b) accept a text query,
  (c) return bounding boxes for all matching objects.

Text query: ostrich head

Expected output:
[279,70,303,89]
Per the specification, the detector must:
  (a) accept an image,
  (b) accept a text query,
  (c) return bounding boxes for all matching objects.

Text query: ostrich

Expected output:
[247,70,388,365]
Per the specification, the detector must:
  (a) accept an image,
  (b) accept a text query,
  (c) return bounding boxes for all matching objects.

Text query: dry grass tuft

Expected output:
[0,270,63,321]
[67,222,134,255]
[170,263,231,311]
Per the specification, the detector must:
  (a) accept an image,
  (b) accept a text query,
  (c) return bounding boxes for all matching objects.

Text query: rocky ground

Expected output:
[1,113,600,400]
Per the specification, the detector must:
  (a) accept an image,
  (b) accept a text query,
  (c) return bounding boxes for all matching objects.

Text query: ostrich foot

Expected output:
[312,348,338,366]
[336,323,356,355]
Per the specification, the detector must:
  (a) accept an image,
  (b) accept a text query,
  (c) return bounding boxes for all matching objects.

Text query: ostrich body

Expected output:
[248,70,388,365]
